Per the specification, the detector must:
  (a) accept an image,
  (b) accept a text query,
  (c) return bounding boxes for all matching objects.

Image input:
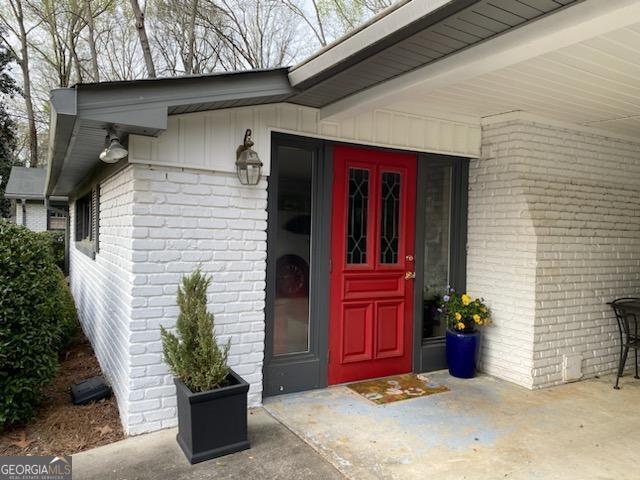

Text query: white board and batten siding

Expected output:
[128,103,481,173]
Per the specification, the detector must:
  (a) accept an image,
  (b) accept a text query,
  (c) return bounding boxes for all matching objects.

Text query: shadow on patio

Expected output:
[265,371,640,480]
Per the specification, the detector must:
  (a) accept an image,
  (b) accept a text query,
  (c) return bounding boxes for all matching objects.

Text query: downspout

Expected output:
[21,198,27,227]
[45,196,49,230]
[65,208,70,275]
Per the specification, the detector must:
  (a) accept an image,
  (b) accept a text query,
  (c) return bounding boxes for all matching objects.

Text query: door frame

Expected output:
[263,133,333,397]
[263,133,469,397]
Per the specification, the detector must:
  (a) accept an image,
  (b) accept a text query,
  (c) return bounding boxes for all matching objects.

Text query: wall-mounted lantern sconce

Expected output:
[235,129,262,185]
[99,129,128,164]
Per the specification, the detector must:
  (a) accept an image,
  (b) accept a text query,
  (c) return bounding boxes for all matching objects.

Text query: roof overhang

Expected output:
[6,166,67,202]
[46,0,593,197]
[286,0,580,109]
[320,0,640,120]
[289,0,453,86]
[45,69,293,197]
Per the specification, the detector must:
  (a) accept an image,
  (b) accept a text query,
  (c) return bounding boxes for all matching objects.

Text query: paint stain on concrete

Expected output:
[265,372,640,479]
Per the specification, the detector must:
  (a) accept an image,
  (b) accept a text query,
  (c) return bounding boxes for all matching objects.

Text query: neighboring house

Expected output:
[5,166,68,232]
[43,0,640,435]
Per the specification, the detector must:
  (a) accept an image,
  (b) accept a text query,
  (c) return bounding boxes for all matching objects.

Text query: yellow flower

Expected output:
[456,322,466,331]
[473,314,481,323]
[454,312,462,321]
[481,307,487,313]
[461,294,471,306]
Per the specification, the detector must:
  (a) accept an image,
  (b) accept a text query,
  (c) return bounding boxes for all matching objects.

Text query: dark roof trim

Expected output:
[46,68,293,197]
[287,0,579,108]
[292,0,411,71]
[77,68,293,124]
[290,0,480,91]
[74,67,288,89]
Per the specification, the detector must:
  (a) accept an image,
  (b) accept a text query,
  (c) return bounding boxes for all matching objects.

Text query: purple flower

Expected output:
[443,295,450,302]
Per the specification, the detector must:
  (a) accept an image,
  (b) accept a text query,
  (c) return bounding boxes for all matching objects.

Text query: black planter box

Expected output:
[174,369,250,464]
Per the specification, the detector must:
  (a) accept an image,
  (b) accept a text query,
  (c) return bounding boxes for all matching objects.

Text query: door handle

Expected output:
[404,271,416,280]
[405,255,414,261]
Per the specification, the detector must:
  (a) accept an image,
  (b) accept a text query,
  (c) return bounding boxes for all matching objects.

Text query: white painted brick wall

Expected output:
[69,166,136,432]
[467,121,539,388]
[15,202,48,232]
[520,121,640,387]
[125,164,267,435]
[471,117,640,389]
[69,163,267,436]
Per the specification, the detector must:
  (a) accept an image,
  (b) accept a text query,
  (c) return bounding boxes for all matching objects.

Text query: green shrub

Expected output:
[56,268,78,349]
[0,220,78,429]
[161,269,230,392]
[37,230,65,271]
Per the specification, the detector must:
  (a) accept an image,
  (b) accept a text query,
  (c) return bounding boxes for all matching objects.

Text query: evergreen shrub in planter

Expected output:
[161,269,249,464]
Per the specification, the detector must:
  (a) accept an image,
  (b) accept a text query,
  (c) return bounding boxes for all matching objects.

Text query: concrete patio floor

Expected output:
[73,408,342,480]
[265,371,640,480]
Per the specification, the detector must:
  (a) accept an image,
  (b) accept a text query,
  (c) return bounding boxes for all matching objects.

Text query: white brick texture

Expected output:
[15,202,48,232]
[70,164,266,435]
[467,121,538,388]
[470,118,640,389]
[126,164,266,435]
[69,166,136,432]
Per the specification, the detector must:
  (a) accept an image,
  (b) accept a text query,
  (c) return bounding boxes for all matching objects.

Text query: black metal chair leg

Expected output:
[615,345,629,390]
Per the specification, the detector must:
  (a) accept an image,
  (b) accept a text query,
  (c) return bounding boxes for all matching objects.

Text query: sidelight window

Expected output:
[273,146,313,355]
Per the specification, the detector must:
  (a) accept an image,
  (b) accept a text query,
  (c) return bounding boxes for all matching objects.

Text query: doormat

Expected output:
[347,373,449,405]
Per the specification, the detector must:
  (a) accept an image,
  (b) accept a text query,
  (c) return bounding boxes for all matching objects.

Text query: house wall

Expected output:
[470,115,640,388]
[69,166,136,432]
[74,105,640,435]
[125,164,267,435]
[522,121,640,387]
[14,201,48,232]
[467,121,539,388]
[75,103,479,436]
[70,162,267,435]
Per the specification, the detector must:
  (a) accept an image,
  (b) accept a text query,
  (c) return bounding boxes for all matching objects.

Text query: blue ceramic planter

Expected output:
[446,330,480,378]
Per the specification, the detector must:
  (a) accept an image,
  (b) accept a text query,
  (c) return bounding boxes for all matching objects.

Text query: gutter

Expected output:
[45,88,78,197]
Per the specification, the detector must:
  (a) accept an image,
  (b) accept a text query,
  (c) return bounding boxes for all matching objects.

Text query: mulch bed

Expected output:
[0,333,125,456]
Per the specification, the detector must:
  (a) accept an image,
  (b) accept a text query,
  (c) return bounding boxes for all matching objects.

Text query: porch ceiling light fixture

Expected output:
[235,129,262,186]
[99,130,128,164]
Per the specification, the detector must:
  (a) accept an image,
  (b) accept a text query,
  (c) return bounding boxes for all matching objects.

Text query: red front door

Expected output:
[328,145,416,385]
